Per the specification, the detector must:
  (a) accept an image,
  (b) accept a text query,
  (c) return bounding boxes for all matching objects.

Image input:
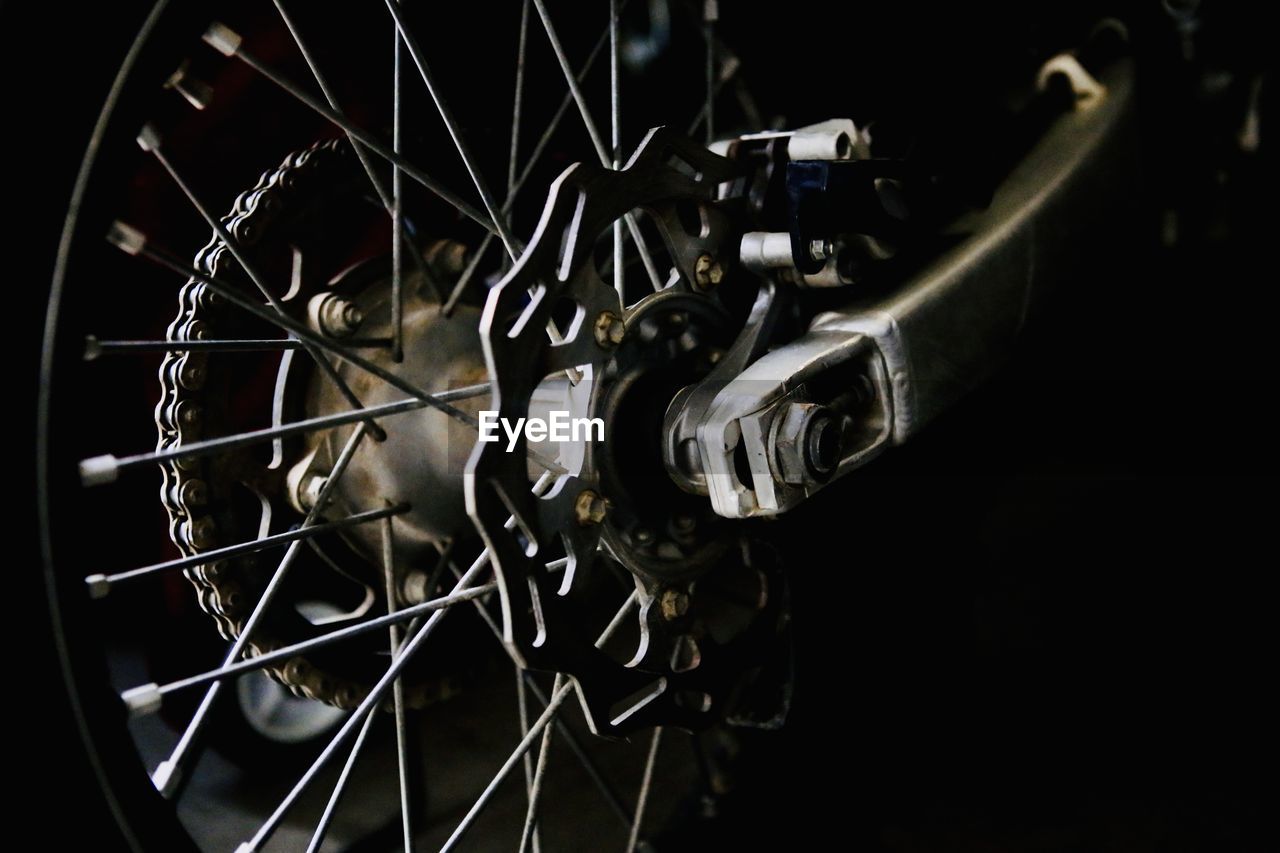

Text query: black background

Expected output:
[10,0,1273,849]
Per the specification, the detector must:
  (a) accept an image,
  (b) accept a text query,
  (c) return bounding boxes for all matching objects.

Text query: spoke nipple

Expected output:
[694,253,725,291]
[151,760,182,799]
[202,22,243,57]
[593,311,626,348]
[574,490,609,526]
[660,588,691,620]
[106,221,147,256]
[121,683,163,717]
[79,454,119,488]
[84,574,111,600]
[83,335,102,361]
[164,60,215,111]
[136,123,162,153]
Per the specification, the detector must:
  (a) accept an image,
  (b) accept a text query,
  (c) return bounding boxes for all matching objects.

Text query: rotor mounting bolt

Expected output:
[660,588,691,621]
[593,311,626,348]
[574,490,609,526]
[694,253,725,291]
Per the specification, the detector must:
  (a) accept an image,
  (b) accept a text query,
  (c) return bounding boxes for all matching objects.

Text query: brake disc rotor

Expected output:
[468,127,789,736]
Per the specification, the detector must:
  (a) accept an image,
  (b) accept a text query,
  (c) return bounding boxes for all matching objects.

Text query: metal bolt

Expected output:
[673,514,697,534]
[663,311,689,334]
[772,403,850,485]
[660,589,690,620]
[163,60,214,111]
[400,570,430,605]
[805,412,850,477]
[634,527,655,544]
[808,239,832,262]
[317,294,364,338]
[593,311,626,348]
[694,253,725,290]
[301,475,328,509]
[574,490,608,526]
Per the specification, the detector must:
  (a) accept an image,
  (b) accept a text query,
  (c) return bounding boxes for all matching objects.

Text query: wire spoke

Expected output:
[85,503,407,596]
[382,0,519,259]
[626,726,664,852]
[124,581,496,708]
[203,23,499,236]
[440,590,639,852]
[516,667,542,853]
[441,557,634,829]
[148,422,370,799]
[518,672,563,853]
[304,709,380,853]
[381,508,416,851]
[106,224,568,475]
[441,4,628,315]
[83,336,392,357]
[80,387,487,486]
[140,129,386,439]
[530,0,663,292]
[270,0,438,312]
[241,546,492,850]
[509,0,532,212]
[610,0,624,301]
[702,1,718,145]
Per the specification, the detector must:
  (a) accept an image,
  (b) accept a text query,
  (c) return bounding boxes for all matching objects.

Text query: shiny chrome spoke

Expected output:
[441,591,640,852]
[444,559,634,831]
[625,727,664,853]
[442,6,626,315]
[242,544,495,851]
[702,1,718,144]
[383,0,519,260]
[516,668,543,853]
[305,709,380,853]
[122,581,495,708]
[518,672,563,853]
[108,226,477,422]
[610,0,624,300]
[83,336,389,356]
[85,503,408,596]
[530,0,663,292]
[79,389,486,486]
[203,23,498,236]
[271,0,438,315]
[382,509,416,852]
[139,127,384,438]
[150,422,371,798]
